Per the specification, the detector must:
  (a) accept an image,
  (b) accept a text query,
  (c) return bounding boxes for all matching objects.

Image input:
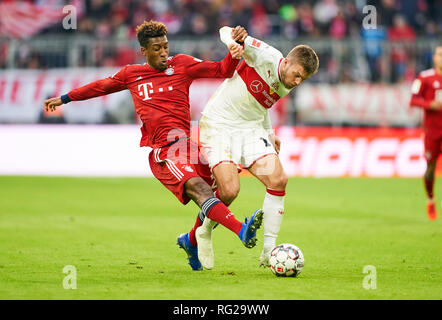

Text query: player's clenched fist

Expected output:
[228,43,244,59]
[231,25,248,44]
[44,96,63,112]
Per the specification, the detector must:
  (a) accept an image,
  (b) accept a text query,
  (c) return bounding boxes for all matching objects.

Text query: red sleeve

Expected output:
[68,66,127,101]
[409,75,431,109]
[180,53,240,79]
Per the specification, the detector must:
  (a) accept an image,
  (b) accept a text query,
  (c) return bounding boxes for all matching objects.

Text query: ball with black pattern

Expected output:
[269,243,304,277]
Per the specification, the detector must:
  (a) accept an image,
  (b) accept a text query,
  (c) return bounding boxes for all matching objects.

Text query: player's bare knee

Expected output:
[218,185,239,205]
[268,173,288,190]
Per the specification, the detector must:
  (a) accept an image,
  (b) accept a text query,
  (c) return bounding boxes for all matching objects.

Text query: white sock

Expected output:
[262,189,285,251]
[201,216,217,232]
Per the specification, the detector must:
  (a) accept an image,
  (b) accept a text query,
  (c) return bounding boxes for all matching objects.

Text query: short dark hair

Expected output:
[136,20,168,48]
[288,45,319,76]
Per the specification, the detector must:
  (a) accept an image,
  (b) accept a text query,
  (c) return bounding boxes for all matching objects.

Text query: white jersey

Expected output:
[200,27,293,134]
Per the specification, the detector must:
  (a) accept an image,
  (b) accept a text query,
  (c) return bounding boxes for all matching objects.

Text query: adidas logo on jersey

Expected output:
[182,165,194,172]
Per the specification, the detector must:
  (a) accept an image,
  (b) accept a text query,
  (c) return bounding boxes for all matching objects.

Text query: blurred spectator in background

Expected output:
[361,12,387,82]
[388,14,416,82]
[313,0,339,34]
[329,10,347,39]
[375,0,398,27]
[0,0,440,84]
[249,2,272,37]
[295,3,317,37]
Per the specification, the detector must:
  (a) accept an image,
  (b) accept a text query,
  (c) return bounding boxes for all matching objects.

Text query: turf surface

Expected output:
[0,176,441,300]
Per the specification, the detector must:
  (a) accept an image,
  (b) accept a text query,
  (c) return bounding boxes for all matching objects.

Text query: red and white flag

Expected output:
[0,0,82,39]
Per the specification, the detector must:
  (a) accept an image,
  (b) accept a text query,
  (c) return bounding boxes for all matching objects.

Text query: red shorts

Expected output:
[424,130,442,163]
[148,138,215,204]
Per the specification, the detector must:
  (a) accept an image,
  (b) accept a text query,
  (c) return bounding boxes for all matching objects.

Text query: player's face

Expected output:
[142,36,169,71]
[434,47,442,70]
[281,60,309,89]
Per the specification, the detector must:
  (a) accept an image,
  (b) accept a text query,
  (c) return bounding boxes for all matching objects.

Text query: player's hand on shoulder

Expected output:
[44,97,63,112]
[231,25,248,44]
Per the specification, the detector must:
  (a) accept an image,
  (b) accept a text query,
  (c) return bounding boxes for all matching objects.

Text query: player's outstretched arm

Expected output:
[43,67,127,113]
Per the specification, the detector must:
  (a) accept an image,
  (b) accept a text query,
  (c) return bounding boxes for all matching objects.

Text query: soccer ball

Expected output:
[269,243,304,277]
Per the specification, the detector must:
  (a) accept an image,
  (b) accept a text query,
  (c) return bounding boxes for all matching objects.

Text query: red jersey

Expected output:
[66,53,239,148]
[410,68,442,132]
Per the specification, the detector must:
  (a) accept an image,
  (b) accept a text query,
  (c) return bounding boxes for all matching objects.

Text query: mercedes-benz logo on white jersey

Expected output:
[250,80,263,93]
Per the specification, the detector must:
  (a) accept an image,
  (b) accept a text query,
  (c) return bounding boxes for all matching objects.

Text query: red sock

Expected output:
[424,176,434,199]
[266,188,286,196]
[188,215,202,246]
[206,201,243,235]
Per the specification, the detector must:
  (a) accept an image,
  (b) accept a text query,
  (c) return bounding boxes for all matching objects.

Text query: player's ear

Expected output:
[282,58,290,71]
[281,58,289,74]
[140,46,148,57]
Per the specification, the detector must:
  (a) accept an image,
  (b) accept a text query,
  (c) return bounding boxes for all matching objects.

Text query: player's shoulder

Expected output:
[124,63,146,69]
[411,68,436,94]
[246,36,283,59]
[122,63,148,73]
[419,68,436,78]
[246,36,281,51]
[173,54,203,64]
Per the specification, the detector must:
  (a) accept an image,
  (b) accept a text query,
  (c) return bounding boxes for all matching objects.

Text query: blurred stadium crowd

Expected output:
[0,0,441,84]
[62,0,440,38]
[15,0,441,39]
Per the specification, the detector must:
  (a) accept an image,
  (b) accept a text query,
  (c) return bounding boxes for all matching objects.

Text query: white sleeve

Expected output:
[242,36,261,67]
[219,26,235,47]
[220,28,281,68]
[263,109,274,135]
[243,36,282,68]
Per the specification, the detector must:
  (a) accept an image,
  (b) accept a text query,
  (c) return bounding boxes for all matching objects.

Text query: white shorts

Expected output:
[199,120,276,171]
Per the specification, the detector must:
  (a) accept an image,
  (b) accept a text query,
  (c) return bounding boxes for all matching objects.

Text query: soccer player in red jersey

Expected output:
[44,20,264,270]
[410,46,442,221]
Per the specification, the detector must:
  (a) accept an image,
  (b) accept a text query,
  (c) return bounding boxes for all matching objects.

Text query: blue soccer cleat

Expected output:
[177,233,203,271]
[238,209,264,248]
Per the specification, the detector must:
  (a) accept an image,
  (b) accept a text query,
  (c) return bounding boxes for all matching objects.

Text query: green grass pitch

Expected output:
[0,176,441,300]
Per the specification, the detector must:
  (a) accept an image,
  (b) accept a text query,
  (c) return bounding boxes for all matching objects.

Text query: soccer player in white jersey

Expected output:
[195,27,319,269]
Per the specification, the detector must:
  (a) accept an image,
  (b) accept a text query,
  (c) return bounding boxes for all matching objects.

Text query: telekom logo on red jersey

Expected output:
[138,82,173,101]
